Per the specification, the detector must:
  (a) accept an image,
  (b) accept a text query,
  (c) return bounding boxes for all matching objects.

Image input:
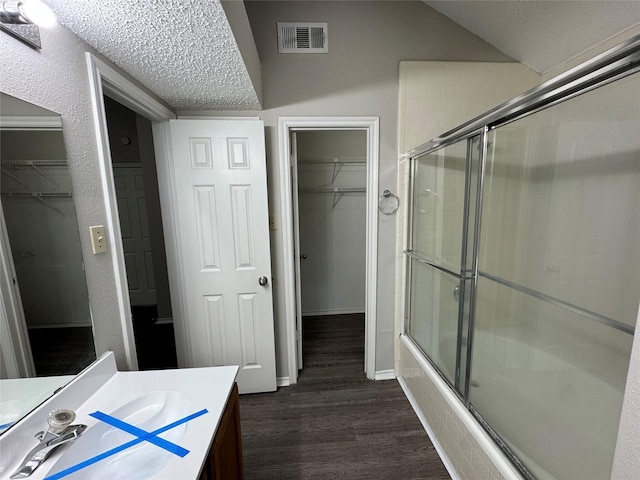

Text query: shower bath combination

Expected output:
[403,36,640,480]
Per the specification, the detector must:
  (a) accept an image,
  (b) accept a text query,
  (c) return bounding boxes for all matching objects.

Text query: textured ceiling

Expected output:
[423,1,640,74]
[47,0,261,111]
[44,1,639,110]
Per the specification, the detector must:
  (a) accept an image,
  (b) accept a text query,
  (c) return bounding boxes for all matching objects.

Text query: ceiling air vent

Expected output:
[278,22,328,54]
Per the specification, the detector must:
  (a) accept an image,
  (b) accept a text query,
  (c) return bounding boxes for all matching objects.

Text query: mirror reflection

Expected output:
[0,92,95,433]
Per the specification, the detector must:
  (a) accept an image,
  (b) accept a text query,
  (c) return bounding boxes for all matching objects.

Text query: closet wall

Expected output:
[297,130,367,316]
[1,130,90,329]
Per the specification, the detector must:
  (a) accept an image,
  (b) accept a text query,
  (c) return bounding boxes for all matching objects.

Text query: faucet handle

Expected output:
[47,409,76,434]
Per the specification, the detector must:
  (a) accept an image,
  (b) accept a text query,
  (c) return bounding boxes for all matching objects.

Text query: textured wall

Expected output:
[0,22,164,370]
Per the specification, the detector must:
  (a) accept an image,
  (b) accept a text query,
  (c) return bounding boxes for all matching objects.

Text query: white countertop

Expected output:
[0,353,238,480]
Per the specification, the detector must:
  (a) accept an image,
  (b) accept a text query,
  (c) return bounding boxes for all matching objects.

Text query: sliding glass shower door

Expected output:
[468,73,638,480]
[405,58,639,479]
[406,136,481,391]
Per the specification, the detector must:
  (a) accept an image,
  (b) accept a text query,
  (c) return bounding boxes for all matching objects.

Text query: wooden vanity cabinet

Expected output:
[199,383,244,480]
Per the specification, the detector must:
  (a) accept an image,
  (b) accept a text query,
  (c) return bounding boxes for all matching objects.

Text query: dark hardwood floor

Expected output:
[131,305,178,370]
[28,326,96,376]
[239,314,451,480]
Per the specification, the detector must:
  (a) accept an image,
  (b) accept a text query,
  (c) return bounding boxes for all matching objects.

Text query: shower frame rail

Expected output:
[479,271,635,336]
[406,34,640,159]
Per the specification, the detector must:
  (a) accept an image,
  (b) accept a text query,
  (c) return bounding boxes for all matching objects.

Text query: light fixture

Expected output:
[0,0,56,50]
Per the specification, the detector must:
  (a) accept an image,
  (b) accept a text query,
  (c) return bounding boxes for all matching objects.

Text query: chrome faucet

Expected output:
[10,409,86,479]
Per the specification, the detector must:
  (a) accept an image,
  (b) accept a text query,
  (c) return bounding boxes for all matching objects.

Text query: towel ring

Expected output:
[378,189,399,215]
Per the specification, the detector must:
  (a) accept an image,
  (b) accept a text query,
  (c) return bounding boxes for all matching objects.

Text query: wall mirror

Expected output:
[0,92,96,434]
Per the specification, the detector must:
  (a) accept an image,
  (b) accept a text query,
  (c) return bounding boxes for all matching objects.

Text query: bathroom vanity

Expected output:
[198,383,243,480]
[0,352,244,480]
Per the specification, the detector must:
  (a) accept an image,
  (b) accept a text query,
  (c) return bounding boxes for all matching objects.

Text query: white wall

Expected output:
[182,0,516,377]
[0,21,171,369]
[398,61,541,154]
[0,138,90,329]
[296,130,367,316]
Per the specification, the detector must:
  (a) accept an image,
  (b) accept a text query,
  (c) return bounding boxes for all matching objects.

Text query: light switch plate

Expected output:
[89,225,107,254]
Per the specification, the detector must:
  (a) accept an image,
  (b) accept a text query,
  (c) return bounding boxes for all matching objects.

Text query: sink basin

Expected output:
[45,391,190,480]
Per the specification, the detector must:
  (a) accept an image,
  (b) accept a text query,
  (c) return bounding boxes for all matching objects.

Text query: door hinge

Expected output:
[296,329,301,340]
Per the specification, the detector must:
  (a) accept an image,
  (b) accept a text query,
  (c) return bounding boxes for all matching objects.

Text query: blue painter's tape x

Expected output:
[44,408,208,480]
[0,421,14,430]
[89,411,189,457]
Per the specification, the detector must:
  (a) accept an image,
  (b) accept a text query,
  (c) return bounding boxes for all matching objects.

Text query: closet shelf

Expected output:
[300,187,365,209]
[1,159,68,167]
[2,192,72,197]
[298,156,366,165]
[1,192,71,217]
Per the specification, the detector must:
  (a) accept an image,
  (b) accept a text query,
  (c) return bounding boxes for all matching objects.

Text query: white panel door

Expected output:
[114,166,156,306]
[169,119,276,394]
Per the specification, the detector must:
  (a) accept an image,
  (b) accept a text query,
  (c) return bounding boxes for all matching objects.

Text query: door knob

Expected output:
[301,254,308,260]
[259,276,269,286]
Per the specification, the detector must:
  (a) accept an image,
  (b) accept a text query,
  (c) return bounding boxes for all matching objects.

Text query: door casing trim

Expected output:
[278,116,380,382]
[86,53,176,370]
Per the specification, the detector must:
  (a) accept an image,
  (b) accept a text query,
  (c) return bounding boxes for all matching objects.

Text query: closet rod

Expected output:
[301,187,365,193]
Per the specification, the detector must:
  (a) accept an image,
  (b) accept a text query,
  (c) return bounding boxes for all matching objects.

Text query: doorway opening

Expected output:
[295,130,367,373]
[85,53,177,371]
[102,96,177,370]
[278,117,379,384]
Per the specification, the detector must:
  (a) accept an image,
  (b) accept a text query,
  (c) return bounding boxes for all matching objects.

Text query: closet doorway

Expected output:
[279,117,379,384]
[296,130,367,371]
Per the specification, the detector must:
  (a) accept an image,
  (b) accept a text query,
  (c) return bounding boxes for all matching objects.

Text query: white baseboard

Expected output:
[374,369,396,380]
[276,376,290,387]
[302,308,365,317]
[398,376,459,480]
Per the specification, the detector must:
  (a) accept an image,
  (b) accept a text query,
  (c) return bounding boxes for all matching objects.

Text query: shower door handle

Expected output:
[453,285,460,303]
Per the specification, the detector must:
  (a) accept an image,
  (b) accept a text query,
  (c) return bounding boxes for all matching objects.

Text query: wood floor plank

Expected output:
[239,314,451,479]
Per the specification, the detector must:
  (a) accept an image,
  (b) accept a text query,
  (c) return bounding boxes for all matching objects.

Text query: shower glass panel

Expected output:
[411,140,467,272]
[469,72,640,479]
[407,136,474,390]
[470,277,633,480]
[407,261,461,384]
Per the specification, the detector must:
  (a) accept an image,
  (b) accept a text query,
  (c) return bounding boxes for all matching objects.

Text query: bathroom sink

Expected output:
[45,391,190,480]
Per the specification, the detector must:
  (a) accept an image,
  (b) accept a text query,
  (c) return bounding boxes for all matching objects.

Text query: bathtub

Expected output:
[438,330,625,480]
